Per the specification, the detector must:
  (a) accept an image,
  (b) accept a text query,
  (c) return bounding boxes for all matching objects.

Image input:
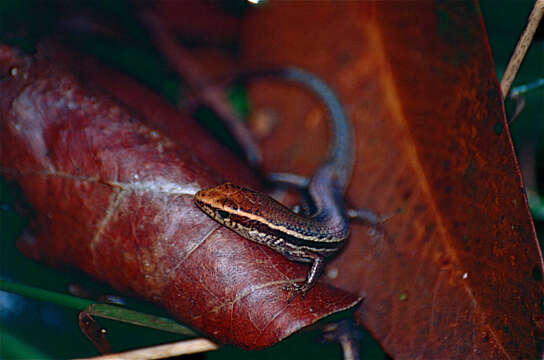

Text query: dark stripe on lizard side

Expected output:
[227,213,343,252]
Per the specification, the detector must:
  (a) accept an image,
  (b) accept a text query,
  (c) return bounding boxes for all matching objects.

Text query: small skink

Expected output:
[194,67,356,300]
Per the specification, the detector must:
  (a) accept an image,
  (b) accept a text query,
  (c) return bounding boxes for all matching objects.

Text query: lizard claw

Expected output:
[283,281,311,303]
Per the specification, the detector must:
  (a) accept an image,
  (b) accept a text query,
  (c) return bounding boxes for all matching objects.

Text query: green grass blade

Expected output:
[0,280,197,336]
[0,279,92,310]
[85,303,196,336]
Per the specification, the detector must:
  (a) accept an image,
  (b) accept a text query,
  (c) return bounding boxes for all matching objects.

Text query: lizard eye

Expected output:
[216,210,230,219]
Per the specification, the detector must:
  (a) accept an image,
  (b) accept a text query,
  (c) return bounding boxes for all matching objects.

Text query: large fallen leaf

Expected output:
[46,44,257,187]
[241,1,544,358]
[0,45,360,350]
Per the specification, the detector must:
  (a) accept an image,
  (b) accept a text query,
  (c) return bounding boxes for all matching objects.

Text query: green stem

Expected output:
[0,279,197,336]
[0,279,92,310]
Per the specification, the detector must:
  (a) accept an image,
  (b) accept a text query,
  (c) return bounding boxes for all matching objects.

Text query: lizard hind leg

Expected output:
[283,252,325,303]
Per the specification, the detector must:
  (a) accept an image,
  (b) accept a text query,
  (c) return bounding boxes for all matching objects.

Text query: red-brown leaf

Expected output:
[240,1,544,358]
[46,44,256,186]
[153,0,241,45]
[0,45,361,350]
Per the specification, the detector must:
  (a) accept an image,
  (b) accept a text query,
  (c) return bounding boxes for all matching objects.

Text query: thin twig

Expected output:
[141,11,262,166]
[78,338,219,360]
[500,0,544,97]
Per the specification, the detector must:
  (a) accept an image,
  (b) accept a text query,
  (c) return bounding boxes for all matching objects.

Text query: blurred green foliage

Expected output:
[0,0,542,358]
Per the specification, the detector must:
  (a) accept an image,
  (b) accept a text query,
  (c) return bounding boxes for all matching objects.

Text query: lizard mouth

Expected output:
[194,198,213,216]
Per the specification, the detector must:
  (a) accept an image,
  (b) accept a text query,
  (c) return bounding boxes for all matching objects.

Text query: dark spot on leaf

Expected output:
[532,266,543,282]
[414,204,427,214]
[336,53,352,65]
[486,87,499,101]
[493,121,503,135]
